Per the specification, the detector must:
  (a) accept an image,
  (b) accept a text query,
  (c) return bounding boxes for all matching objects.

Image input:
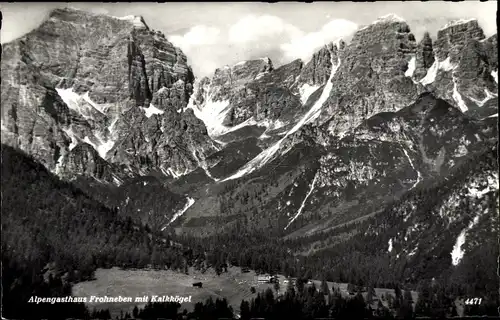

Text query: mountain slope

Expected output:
[293,143,498,299]
[0,144,191,318]
[171,93,496,237]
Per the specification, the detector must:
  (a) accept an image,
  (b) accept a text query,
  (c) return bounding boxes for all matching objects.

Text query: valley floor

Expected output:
[72,266,419,317]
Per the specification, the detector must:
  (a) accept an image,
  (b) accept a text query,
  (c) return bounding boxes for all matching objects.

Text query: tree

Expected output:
[387,294,395,309]
[394,283,402,301]
[132,306,139,318]
[397,291,414,320]
[320,279,330,295]
[273,281,280,293]
[403,290,413,304]
[240,300,250,320]
[415,281,432,317]
[296,278,305,294]
[347,282,355,294]
[132,305,139,318]
[366,286,375,305]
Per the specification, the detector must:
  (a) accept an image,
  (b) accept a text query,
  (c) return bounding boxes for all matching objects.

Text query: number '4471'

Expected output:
[464,298,482,305]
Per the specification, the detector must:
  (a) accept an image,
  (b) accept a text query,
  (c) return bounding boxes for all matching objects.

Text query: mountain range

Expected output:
[1,8,498,317]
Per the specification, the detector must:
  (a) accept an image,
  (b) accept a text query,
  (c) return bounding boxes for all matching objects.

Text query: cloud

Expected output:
[169,25,221,52]
[228,14,302,44]
[280,19,358,62]
[87,7,110,15]
[168,14,359,78]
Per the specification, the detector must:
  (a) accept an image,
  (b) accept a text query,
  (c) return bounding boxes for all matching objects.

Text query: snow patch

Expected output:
[116,15,147,28]
[451,214,481,266]
[359,14,405,30]
[468,88,497,107]
[165,197,195,227]
[452,78,468,112]
[83,136,96,149]
[112,176,123,186]
[186,89,231,137]
[419,56,455,86]
[440,18,477,30]
[54,153,64,175]
[56,88,88,117]
[491,70,498,84]
[285,173,318,230]
[408,247,417,257]
[467,173,498,198]
[299,83,321,104]
[162,167,187,179]
[62,127,79,150]
[404,56,416,78]
[82,135,114,159]
[376,13,406,23]
[233,60,247,67]
[56,88,111,118]
[97,140,114,158]
[454,144,468,157]
[401,147,422,190]
[259,132,271,139]
[388,238,393,253]
[83,135,113,158]
[0,119,7,132]
[82,92,106,114]
[142,104,165,118]
[255,72,267,80]
[467,185,494,198]
[191,148,219,182]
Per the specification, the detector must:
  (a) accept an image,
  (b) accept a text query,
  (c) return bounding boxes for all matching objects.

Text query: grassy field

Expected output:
[72,266,278,317]
[72,266,418,317]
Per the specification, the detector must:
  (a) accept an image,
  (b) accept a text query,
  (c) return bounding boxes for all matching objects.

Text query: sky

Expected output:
[0,2,497,78]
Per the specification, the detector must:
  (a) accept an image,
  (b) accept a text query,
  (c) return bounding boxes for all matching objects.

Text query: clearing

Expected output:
[72,266,418,317]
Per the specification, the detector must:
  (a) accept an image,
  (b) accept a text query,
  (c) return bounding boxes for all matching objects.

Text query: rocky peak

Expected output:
[434,18,485,62]
[188,56,304,136]
[1,7,216,182]
[413,32,435,80]
[48,8,149,30]
[298,45,334,87]
[356,13,409,34]
[412,19,497,119]
[315,15,419,138]
[201,58,274,102]
[115,15,149,30]
[482,34,498,70]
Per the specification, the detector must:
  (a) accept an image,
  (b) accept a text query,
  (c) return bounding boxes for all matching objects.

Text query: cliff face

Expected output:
[413,20,498,119]
[316,15,421,137]
[1,8,217,182]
